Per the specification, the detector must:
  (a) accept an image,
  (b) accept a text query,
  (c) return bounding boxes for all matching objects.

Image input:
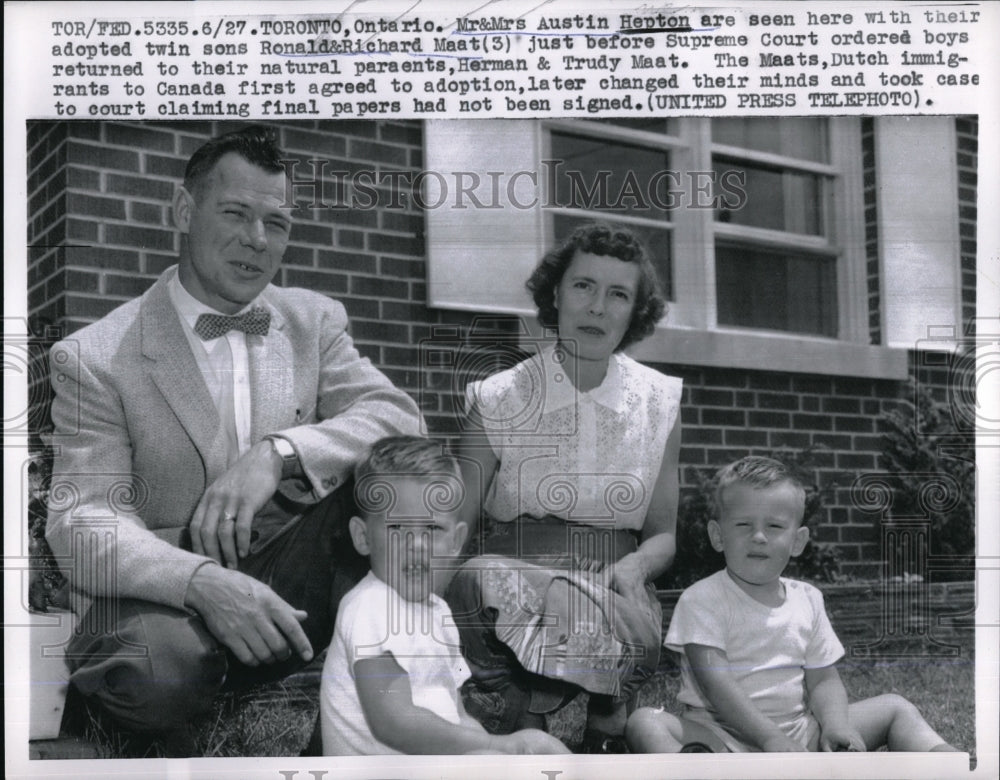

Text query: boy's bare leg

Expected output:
[626,707,727,753]
[847,695,958,751]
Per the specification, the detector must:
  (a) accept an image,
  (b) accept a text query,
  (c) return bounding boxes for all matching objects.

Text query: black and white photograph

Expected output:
[5,2,997,779]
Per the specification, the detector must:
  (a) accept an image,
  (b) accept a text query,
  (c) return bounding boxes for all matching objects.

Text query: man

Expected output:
[45,126,422,748]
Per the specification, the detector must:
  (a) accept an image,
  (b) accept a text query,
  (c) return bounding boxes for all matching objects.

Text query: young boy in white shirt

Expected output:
[321,436,569,755]
[627,456,957,754]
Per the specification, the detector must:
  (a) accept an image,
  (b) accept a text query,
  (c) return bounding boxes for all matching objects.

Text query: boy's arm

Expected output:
[804,665,866,751]
[454,695,569,754]
[687,644,804,752]
[355,654,568,754]
[355,654,498,753]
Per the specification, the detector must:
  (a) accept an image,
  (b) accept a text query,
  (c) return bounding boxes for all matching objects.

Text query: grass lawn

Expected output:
[64,632,976,760]
[548,635,976,758]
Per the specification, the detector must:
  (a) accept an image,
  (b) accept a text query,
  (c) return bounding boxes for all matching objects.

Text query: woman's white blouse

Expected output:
[466,345,682,531]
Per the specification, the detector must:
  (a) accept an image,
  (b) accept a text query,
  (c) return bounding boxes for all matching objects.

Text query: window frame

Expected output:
[541,117,867,339]
[421,118,910,379]
[535,117,902,377]
[542,118,686,302]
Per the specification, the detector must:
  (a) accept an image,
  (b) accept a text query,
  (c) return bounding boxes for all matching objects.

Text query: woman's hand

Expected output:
[609,552,649,603]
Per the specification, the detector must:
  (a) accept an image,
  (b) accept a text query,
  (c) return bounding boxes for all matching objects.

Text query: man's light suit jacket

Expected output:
[46,267,422,613]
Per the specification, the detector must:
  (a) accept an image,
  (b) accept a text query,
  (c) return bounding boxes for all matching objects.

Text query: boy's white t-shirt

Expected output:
[321,571,471,755]
[665,569,844,733]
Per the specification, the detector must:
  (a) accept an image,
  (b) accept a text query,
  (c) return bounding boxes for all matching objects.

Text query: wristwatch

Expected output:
[264,435,299,479]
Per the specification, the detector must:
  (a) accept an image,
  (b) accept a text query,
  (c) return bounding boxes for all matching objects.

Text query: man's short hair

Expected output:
[183,125,286,198]
[354,436,461,519]
[714,456,807,522]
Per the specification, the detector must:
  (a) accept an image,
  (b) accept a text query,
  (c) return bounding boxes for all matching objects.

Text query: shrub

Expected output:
[27,449,68,612]
[878,381,975,580]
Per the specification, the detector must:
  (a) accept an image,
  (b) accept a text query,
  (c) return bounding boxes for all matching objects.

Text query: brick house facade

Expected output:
[25,118,978,581]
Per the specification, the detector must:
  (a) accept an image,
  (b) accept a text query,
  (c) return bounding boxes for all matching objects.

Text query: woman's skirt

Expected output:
[445,515,663,733]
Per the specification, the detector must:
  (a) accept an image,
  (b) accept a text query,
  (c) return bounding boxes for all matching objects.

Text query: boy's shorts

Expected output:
[680,706,821,753]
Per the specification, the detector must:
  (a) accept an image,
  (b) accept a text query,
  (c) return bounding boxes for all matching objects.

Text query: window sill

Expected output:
[627,325,909,380]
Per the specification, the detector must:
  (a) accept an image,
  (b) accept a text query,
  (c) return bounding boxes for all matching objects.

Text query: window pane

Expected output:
[714,158,825,235]
[550,132,672,222]
[712,118,828,162]
[715,244,837,336]
[553,212,672,301]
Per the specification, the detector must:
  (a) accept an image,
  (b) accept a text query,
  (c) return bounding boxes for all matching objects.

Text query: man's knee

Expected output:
[68,599,227,733]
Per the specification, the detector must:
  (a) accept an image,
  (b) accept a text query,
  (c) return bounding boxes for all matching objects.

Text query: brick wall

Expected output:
[861,117,881,346]
[24,119,492,436]
[649,364,897,571]
[27,124,69,328]
[955,116,978,336]
[25,119,977,581]
[862,116,977,346]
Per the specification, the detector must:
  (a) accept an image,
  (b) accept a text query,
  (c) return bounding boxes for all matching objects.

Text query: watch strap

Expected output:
[264,435,299,479]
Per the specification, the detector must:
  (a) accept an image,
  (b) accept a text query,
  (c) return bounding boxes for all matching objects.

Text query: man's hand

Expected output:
[190,441,282,567]
[184,564,312,667]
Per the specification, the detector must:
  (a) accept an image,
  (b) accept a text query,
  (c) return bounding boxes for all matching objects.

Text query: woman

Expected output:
[446,224,682,753]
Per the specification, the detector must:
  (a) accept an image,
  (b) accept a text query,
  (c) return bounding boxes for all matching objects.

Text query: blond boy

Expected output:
[321,436,568,755]
[627,456,957,754]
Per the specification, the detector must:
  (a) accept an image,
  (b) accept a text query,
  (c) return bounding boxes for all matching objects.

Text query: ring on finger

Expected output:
[222,511,236,523]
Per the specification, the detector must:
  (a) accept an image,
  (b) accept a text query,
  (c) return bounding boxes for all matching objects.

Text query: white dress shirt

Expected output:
[167,269,257,463]
[467,345,683,530]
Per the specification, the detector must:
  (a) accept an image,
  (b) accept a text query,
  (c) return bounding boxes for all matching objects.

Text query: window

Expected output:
[543,117,856,341]
[424,118,911,378]
[713,118,838,337]
[546,120,677,300]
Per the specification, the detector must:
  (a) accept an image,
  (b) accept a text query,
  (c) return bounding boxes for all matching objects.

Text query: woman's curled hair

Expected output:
[526,223,666,351]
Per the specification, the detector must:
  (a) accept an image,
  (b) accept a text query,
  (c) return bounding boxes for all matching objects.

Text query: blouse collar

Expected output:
[538,344,626,415]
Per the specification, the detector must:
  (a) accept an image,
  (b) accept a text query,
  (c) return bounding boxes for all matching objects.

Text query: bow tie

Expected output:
[194,307,271,340]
